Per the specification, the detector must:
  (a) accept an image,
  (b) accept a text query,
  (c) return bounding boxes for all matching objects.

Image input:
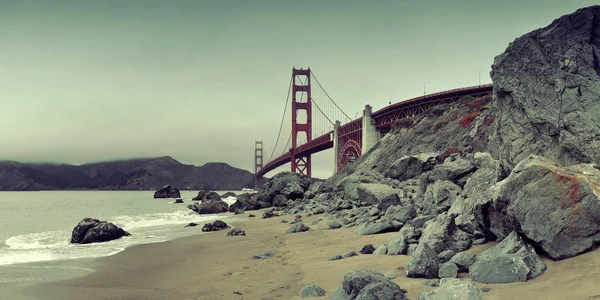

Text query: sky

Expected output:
[0,0,597,179]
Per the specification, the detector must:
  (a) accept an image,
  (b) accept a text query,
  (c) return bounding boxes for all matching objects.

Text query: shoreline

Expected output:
[14,210,600,300]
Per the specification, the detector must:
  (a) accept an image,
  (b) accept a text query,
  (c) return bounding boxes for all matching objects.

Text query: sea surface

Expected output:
[0,190,244,299]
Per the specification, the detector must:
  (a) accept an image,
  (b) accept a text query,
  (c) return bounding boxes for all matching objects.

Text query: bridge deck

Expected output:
[257,84,493,177]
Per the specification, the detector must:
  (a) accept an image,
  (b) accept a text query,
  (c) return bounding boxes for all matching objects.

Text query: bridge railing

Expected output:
[373,84,493,117]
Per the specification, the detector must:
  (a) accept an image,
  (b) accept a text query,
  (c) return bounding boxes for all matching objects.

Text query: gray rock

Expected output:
[490,6,600,170]
[422,279,440,287]
[357,220,400,235]
[261,210,276,219]
[419,214,472,254]
[359,244,376,254]
[228,193,261,212]
[438,262,458,278]
[227,228,246,236]
[201,220,229,232]
[192,189,208,200]
[409,215,436,229]
[254,172,311,207]
[153,185,180,198]
[406,242,439,279]
[448,153,501,235]
[422,180,462,215]
[472,238,487,245]
[332,270,407,300]
[469,231,547,284]
[301,284,326,297]
[70,218,130,244]
[385,153,437,181]
[329,222,342,230]
[272,194,287,207]
[385,233,408,255]
[252,252,275,259]
[313,207,325,214]
[429,157,476,183]
[420,278,484,300]
[385,204,417,223]
[190,198,229,214]
[373,245,388,256]
[343,251,358,258]
[489,155,600,260]
[438,250,456,263]
[287,223,310,234]
[329,254,343,261]
[449,252,478,272]
[407,244,418,256]
[357,183,402,208]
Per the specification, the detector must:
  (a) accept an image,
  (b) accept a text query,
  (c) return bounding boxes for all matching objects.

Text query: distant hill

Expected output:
[0,156,256,191]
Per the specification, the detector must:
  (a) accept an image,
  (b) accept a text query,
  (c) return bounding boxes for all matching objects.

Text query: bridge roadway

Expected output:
[256,83,493,178]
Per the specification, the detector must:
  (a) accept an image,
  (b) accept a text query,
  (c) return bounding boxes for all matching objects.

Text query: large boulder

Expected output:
[384,204,417,224]
[489,155,600,260]
[469,231,546,284]
[254,172,311,207]
[331,270,407,300]
[192,190,208,200]
[448,152,502,235]
[153,185,180,198]
[201,220,230,232]
[190,198,229,214]
[356,183,402,208]
[420,278,484,300]
[70,218,130,244]
[491,5,600,170]
[228,193,261,212]
[357,220,401,235]
[419,214,472,254]
[406,242,439,279]
[385,152,437,181]
[421,180,462,215]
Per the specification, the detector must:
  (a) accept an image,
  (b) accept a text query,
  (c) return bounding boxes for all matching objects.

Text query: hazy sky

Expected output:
[0,0,595,179]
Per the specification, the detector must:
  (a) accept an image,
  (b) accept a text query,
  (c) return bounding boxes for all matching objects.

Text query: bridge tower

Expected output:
[254,141,264,188]
[290,68,312,177]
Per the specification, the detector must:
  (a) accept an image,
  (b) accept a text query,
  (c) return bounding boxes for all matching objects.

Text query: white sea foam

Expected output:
[0,209,224,266]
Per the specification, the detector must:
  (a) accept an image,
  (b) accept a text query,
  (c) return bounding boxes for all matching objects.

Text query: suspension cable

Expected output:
[310,70,351,121]
[268,75,293,162]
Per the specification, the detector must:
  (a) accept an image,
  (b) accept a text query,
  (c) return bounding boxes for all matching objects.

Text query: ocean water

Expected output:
[0,190,243,297]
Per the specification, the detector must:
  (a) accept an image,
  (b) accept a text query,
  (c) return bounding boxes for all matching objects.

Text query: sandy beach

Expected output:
[20,210,600,300]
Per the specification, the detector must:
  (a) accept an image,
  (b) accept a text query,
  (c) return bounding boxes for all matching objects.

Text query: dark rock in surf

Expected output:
[153,185,180,198]
[70,218,130,244]
[201,220,230,232]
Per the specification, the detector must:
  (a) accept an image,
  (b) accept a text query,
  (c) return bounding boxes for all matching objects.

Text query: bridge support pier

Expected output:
[254,141,264,188]
[332,120,340,175]
[362,104,380,154]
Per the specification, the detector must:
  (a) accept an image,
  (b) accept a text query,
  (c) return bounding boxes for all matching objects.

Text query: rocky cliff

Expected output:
[0,156,255,191]
[247,6,600,286]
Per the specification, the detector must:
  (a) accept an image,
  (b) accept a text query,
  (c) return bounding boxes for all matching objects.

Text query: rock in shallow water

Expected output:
[201,220,230,232]
[153,185,180,198]
[70,218,130,244]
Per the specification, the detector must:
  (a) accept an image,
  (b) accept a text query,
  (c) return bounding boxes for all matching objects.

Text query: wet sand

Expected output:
[21,210,600,300]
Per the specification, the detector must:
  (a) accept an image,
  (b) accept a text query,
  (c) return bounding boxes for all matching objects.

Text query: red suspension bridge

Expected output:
[254,68,493,187]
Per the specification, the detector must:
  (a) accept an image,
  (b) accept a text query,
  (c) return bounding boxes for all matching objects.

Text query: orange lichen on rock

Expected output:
[439,147,463,162]
[459,111,481,128]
